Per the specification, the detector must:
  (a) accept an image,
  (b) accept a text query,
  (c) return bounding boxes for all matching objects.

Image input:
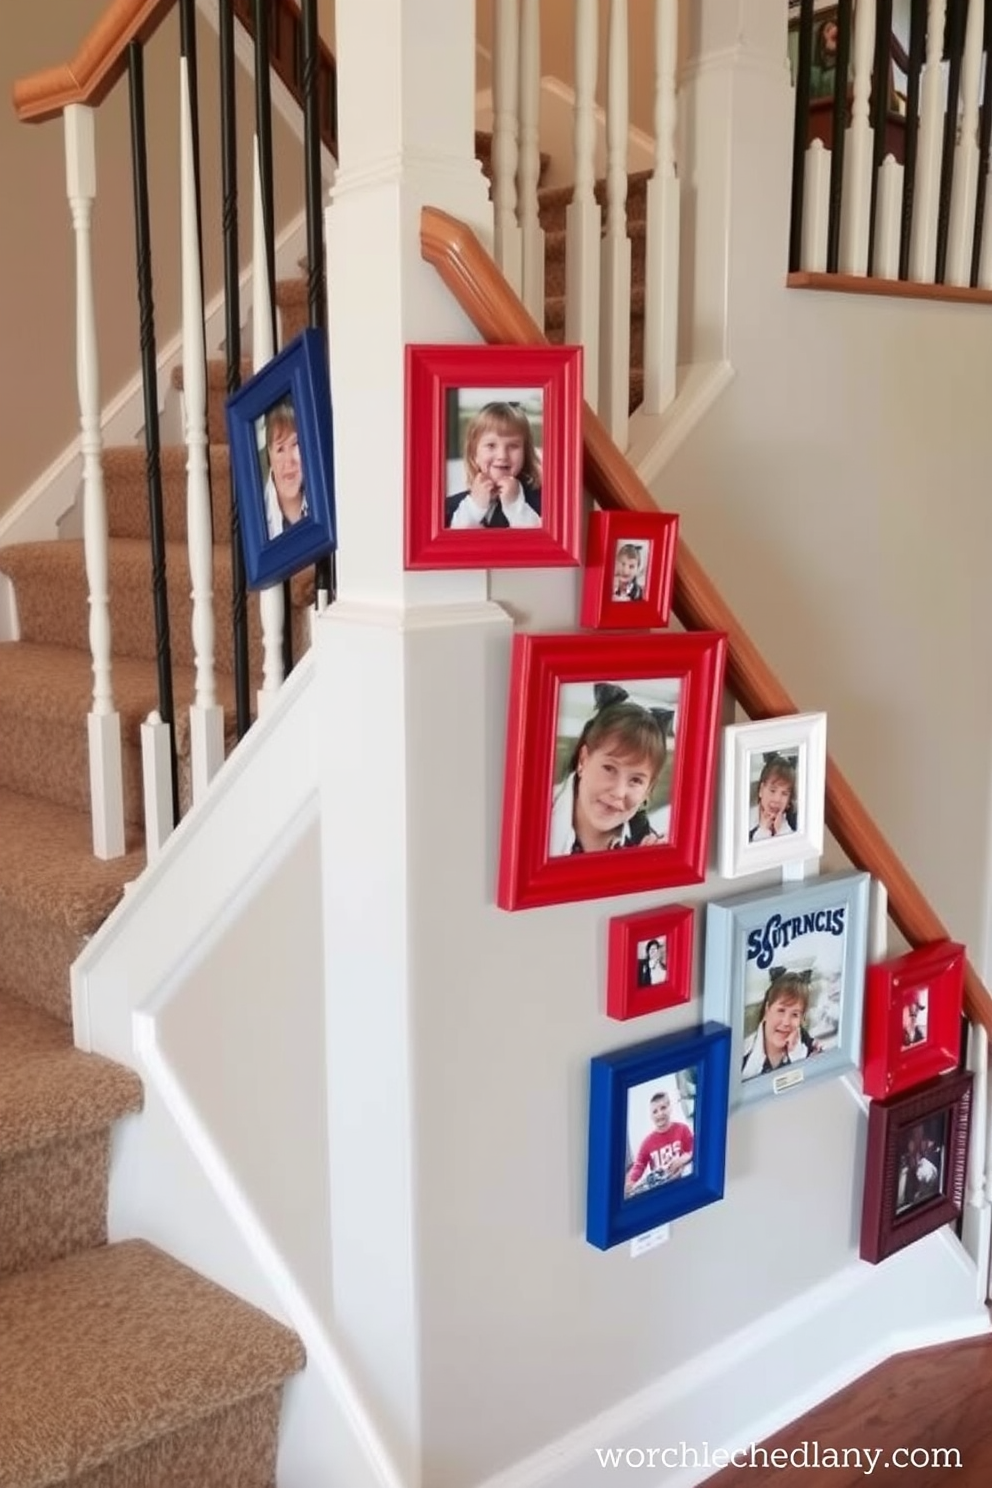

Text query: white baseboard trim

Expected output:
[627,361,736,493]
[474,1228,989,1488]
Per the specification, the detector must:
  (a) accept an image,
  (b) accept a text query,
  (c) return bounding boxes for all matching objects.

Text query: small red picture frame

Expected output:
[497,630,727,911]
[606,903,694,1020]
[862,941,965,1101]
[580,510,679,630]
[404,343,583,570]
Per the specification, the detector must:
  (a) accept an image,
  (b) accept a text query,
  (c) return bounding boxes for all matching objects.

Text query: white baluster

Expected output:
[963,1022,991,1297]
[141,710,174,863]
[64,104,125,861]
[868,878,888,962]
[642,0,680,416]
[978,177,992,287]
[180,59,225,801]
[599,0,632,443]
[909,0,948,282]
[839,0,877,273]
[872,155,905,279]
[492,0,523,293]
[567,0,602,406]
[253,138,285,716]
[945,0,985,286]
[802,140,832,271]
[518,0,545,326]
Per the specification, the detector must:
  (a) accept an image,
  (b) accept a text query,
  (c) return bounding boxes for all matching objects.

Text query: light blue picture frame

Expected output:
[702,871,870,1110]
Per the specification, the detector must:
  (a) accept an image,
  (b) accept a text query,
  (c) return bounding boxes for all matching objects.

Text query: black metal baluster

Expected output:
[827,0,855,273]
[128,42,179,828]
[219,0,252,739]
[935,0,968,282]
[300,0,334,605]
[898,0,928,280]
[866,0,895,276]
[970,0,992,285]
[789,0,816,273]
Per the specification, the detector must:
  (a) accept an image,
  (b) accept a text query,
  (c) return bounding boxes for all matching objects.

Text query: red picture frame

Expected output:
[862,941,965,1100]
[580,510,679,630]
[404,343,583,570]
[497,630,727,911]
[859,1069,972,1265]
[606,903,694,1020]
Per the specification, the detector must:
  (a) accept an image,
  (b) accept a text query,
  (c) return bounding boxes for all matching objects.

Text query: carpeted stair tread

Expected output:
[0,1238,306,1488]
[0,992,142,1159]
[0,787,143,936]
[103,443,232,546]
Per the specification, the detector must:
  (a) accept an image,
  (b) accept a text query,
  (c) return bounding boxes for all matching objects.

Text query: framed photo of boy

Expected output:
[403,343,583,570]
[496,630,727,912]
[606,903,694,1021]
[862,941,966,1101]
[580,510,679,630]
[860,1069,972,1265]
[702,871,870,1110]
[224,328,337,589]
[587,1021,731,1250]
[717,713,827,879]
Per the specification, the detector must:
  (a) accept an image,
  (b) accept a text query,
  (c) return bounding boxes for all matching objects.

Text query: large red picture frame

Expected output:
[404,343,583,570]
[862,940,965,1100]
[606,903,695,1021]
[497,631,727,911]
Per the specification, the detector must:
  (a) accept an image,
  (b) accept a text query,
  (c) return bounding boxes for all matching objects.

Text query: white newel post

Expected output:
[518,0,545,327]
[252,140,286,715]
[318,0,498,1476]
[945,0,984,286]
[642,0,680,416]
[492,0,523,294]
[567,0,602,406]
[909,0,948,282]
[599,0,633,443]
[839,0,876,274]
[64,104,125,861]
[963,1022,991,1298]
[180,59,225,801]
[677,2,794,368]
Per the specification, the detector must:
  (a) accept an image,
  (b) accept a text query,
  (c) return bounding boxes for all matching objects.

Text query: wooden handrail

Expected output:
[12,0,337,155]
[421,204,992,1038]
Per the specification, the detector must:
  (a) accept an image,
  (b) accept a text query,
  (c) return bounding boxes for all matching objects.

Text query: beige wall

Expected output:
[1,1,306,517]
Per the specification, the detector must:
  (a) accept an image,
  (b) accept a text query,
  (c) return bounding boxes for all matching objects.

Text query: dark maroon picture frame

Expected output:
[859,1069,972,1265]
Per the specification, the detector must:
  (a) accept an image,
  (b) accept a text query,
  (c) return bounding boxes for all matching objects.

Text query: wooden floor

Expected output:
[709,1334,992,1486]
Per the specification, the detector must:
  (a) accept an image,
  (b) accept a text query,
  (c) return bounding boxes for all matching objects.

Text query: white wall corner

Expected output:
[629,359,735,489]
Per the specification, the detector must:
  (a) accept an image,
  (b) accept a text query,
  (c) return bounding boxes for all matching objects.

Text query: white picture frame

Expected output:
[717,712,827,879]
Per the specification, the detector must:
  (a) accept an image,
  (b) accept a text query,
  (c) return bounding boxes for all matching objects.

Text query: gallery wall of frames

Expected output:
[393,341,970,1260]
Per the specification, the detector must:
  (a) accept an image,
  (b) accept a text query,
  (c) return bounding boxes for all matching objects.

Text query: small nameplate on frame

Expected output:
[773,1068,805,1095]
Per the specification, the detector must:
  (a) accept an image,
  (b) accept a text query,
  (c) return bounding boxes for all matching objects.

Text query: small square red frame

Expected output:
[580,510,679,630]
[404,343,583,570]
[862,941,965,1100]
[496,630,727,911]
[606,903,694,1020]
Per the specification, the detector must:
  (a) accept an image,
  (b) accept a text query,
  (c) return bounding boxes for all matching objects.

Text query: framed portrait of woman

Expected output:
[496,631,727,911]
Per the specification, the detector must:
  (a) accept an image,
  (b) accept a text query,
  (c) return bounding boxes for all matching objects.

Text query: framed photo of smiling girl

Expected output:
[717,713,827,879]
[404,343,583,570]
[496,631,727,911]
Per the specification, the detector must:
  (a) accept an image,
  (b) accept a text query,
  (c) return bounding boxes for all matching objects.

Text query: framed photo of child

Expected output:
[702,871,870,1110]
[403,343,583,570]
[580,510,679,630]
[224,329,337,589]
[859,1069,972,1265]
[862,940,966,1101]
[586,1021,731,1250]
[496,631,727,911]
[606,903,694,1020]
[717,713,827,879]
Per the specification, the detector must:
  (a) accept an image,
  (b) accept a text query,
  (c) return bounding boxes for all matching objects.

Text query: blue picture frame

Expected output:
[586,1021,731,1251]
[702,871,870,1111]
[225,328,337,589]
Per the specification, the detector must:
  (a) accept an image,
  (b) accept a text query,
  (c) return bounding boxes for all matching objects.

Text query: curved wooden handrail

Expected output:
[421,204,992,1037]
[12,0,174,122]
[12,0,337,154]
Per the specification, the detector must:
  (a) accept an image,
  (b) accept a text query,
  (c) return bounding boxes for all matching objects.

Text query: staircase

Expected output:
[0,273,314,1487]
